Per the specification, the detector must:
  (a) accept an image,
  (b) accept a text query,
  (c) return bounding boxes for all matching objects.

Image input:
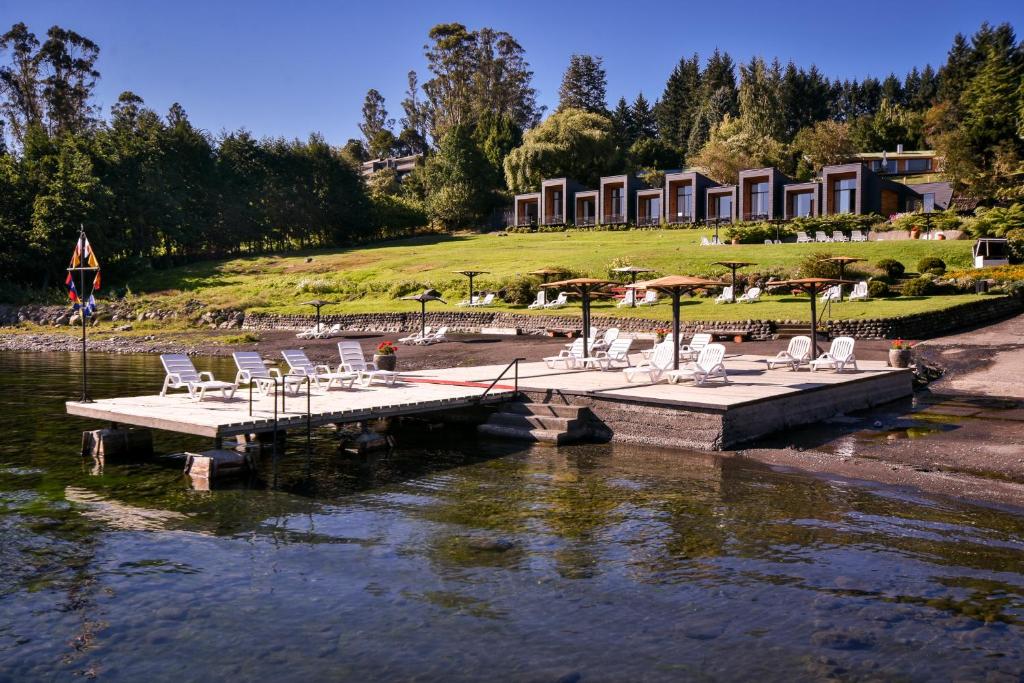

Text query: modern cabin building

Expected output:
[907,181,953,212]
[706,185,738,223]
[635,188,663,227]
[820,164,918,217]
[664,171,715,224]
[359,153,422,180]
[541,178,583,226]
[737,168,792,221]
[783,182,821,219]
[599,174,640,225]
[852,147,940,176]
[574,190,599,226]
[513,192,541,227]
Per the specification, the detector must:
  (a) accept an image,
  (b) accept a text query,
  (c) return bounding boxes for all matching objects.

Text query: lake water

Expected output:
[2,351,1023,681]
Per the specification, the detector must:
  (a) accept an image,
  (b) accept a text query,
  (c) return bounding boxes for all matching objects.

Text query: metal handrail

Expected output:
[478,357,525,403]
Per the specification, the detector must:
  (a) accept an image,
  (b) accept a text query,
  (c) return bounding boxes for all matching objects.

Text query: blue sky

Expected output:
[6,0,1024,143]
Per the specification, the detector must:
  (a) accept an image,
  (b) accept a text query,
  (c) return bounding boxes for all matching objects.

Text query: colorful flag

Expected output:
[65,273,80,303]
[66,231,100,306]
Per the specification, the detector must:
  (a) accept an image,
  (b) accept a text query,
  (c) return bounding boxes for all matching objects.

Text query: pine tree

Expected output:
[557,54,607,113]
[631,93,657,139]
[701,49,738,107]
[687,87,733,158]
[655,54,701,154]
[880,73,905,106]
[739,57,784,140]
[359,89,395,159]
[610,96,635,148]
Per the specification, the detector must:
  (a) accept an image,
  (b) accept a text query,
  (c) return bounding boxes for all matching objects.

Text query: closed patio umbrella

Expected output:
[765,278,853,359]
[400,289,446,339]
[612,265,655,307]
[712,261,756,303]
[453,269,489,306]
[629,275,724,369]
[541,278,616,359]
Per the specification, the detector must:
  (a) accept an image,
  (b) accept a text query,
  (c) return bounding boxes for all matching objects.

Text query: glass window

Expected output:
[922,193,935,212]
[905,158,930,172]
[611,188,623,216]
[750,181,769,217]
[645,196,660,219]
[872,159,897,174]
[793,192,813,217]
[833,178,856,214]
[716,194,732,219]
[676,185,693,220]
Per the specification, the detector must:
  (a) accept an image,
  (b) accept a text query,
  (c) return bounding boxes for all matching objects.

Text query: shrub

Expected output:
[1007,228,1024,264]
[917,257,947,276]
[889,209,962,233]
[386,280,430,298]
[876,258,905,279]
[725,222,796,244]
[493,274,537,305]
[798,252,841,279]
[867,280,890,298]
[961,203,1024,238]
[901,277,936,297]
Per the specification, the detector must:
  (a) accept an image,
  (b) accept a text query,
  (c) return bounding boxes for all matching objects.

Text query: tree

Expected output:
[626,137,678,172]
[655,54,701,155]
[36,25,100,136]
[399,70,429,154]
[790,120,855,178]
[850,99,924,151]
[630,93,657,139]
[557,54,607,113]
[687,86,733,158]
[688,114,786,184]
[503,108,619,192]
[0,22,42,146]
[474,110,521,189]
[610,96,634,148]
[738,57,784,140]
[701,49,738,110]
[880,73,905,105]
[359,88,395,158]
[425,123,494,229]
[779,63,832,140]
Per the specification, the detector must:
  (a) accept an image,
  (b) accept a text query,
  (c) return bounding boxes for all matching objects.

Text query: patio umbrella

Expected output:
[629,276,724,369]
[612,266,655,307]
[541,278,616,359]
[453,269,489,306]
[820,257,866,301]
[400,289,447,339]
[712,261,756,303]
[301,299,336,336]
[765,278,853,359]
[529,267,566,284]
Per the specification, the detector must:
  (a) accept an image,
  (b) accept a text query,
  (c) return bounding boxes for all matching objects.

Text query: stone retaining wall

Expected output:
[824,294,1022,339]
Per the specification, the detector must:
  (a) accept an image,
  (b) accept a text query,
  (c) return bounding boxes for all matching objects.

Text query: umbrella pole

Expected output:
[582,290,590,359]
[731,267,737,303]
[420,302,426,338]
[469,274,474,305]
[809,284,818,360]
[631,273,637,308]
[672,291,681,370]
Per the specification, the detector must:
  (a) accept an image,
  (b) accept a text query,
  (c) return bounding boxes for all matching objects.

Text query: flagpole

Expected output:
[67,227,99,403]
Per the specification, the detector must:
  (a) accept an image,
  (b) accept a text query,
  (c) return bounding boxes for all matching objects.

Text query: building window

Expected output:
[793,192,814,217]
[750,181,769,217]
[642,196,660,222]
[905,158,930,172]
[833,179,856,214]
[871,159,897,174]
[610,187,623,217]
[715,194,732,220]
[922,192,935,212]
[551,190,562,221]
[676,185,693,220]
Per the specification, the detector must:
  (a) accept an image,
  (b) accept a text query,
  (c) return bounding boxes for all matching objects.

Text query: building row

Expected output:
[512,151,950,228]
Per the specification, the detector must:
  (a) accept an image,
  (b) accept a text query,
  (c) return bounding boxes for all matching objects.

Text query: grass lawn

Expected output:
[116,228,977,322]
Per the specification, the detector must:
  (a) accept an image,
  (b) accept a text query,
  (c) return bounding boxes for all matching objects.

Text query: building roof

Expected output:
[854,150,937,160]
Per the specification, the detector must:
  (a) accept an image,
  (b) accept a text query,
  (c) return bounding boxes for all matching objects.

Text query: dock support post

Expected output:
[81,427,153,460]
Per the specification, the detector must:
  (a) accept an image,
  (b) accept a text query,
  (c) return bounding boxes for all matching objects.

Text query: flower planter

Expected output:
[374,354,397,371]
[888,348,912,368]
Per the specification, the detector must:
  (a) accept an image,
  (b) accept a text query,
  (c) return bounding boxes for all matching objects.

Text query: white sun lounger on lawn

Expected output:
[282,349,358,390]
[809,336,859,373]
[832,231,849,242]
[617,290,636,307]
[417,326,449,345]
[766,336,811,371]
[545,338,586,369]
[636,290,659,306]
[714,286,734,304]
[679,333,712,361]
[160,354,237,402]
[527,291,546,309]
[850,230,868,242]
[667,344,728,386]
[544,292,569,309]
[623,342,674,383]
[700,236,711,246]
[456,295,477,307]
[796,231,813,243]
[233,351,305,396]
[849,281,869,301]
[469,293,495,307]
[399,326,431,345]
[815,231,831,243]
[580,338,634,370]
[337,341,400,386]
[820,285,841,303]
[737,286,761,303]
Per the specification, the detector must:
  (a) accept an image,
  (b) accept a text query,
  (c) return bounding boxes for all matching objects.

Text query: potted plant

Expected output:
[374,340,397,371]
[888,339,914,368]
[654,327,670,343]
[910,226,921,240]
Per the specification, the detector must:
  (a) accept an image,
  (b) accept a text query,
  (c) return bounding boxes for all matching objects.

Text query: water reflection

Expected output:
[1,351,1023,680]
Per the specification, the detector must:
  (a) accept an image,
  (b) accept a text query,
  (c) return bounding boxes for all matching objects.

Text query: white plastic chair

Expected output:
[233,351,305,396]
[282,349,358,390]
[399,326,431,345]
[527,291,546,309]
[667,344,728,386]
[591,327,619,352]
[810,337,859,373]
[617,290,636,307]
[642,333,673,361]
[849,281,869,301]
[766,336,811,371]
[544,338,585,369]
[820,285,841,303]
[815,231,832,243]
[636,290,659,306]
[850,230,868,242]
[700,236,711,246]
[796,231,813,243]
[714,286,734,304]
[337,341,400,386]
[470,293,495,307]
[737,286,761,303]
[544,292,569,309]
[624,342,674,383]
[160,354,237,401]
[764,239,773,245]
[581,339,634,370]
[417,326,449,345]
[679,333,712,361]
[832,231,849,242]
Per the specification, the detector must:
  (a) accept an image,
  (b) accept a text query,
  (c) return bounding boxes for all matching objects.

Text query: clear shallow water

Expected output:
[1,351,1024,681]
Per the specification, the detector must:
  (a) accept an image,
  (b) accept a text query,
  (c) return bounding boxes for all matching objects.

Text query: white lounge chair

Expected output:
[766,336,811,371]
[815,231,831,243]
[700,236,711,246]
[313,323,343,339]
[736,286,762,303]
[527,291,546,309]
[796,231,813,243]
[544,338,585,369]
[233,351,305,396]
[832,231,849,242]
[580,339,634,370]
[160,354,237,402]
[810,336,859,373]
[617,290,637,307]
[417,326,449,345]
[764,239,773,245]
[624,341,674,383]
[850,230,868,242]
[591,327,619,352]
[282,349,358,390]
[667,344,729,386]
[820,285,841,303]
[849,281,869,301]
[456,295,476,307]
[714,286,734,304]
[337,341,400,386]
[296,327,319,339]
[544,292,569,309]
[399,326,431,345]
[636,290,659,306]
[642,333,673,361]
[679,332,712,361]
[469,293,495,307]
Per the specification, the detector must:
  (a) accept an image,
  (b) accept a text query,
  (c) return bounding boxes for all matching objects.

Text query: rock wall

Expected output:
[825,294,1023,339]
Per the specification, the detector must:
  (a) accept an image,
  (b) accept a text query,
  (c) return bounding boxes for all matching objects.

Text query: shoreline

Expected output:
[3,325,1023,510]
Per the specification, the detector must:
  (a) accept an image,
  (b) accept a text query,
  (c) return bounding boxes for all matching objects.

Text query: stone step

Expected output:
[498,402,586,419]
[477,422,589,446]
[487,412,583,431]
